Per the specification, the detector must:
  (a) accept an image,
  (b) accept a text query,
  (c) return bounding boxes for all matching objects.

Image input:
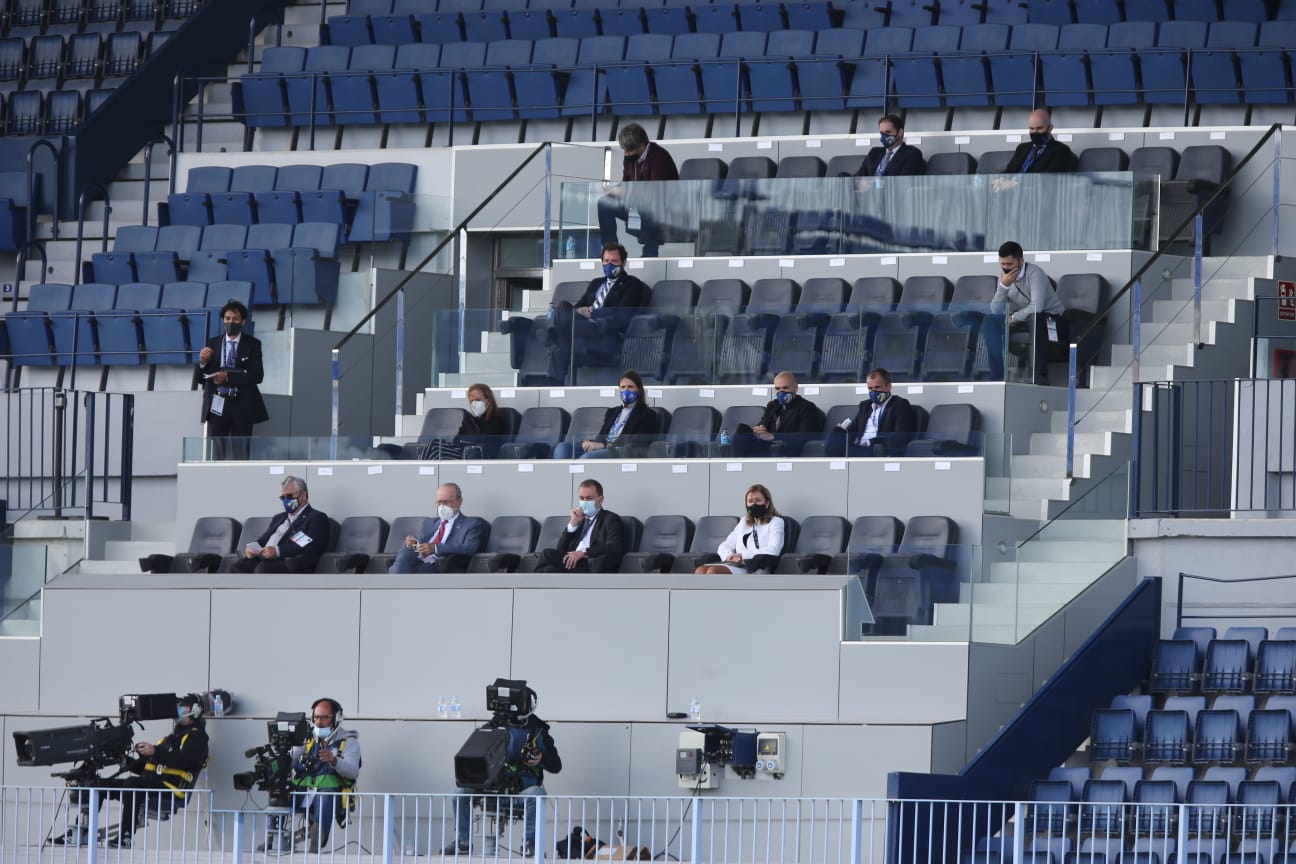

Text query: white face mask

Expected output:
[437,504,456,521]
[469,400,487,418]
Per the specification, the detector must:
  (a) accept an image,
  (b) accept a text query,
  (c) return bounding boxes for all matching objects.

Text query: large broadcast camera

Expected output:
[12,693,179,786]
[233,712,310,808]
[453,678,536,794]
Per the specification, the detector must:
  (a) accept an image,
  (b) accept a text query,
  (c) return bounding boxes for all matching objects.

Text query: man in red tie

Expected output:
[389,483,487,574]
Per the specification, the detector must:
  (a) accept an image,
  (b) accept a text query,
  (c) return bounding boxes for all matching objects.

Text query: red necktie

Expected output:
[429,520,448,547]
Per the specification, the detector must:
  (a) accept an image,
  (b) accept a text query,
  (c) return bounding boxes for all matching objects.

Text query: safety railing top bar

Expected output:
[1062,122,1282,482]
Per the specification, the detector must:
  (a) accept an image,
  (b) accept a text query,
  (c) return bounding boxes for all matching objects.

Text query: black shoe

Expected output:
[443,841,471,855]
[522,841,536,856]
[53,827,89,846]
[108,834,132,848]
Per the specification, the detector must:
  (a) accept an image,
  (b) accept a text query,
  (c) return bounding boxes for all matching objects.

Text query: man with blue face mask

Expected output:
[536,479,626,573]
[736,371,825,457]
[547,242,650,385]
[831,368,918,457]
[229,476,331,573]
[856,114,926,180]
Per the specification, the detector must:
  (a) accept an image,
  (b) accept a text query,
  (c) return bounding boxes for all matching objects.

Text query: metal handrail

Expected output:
[73,183,110,285]
[13,240,47,289]
[25,138,59,240]
[142,134,176,225]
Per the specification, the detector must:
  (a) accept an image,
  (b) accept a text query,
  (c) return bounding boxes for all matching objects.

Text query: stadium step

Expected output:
[1166,276,1255,302]
[1051,409,1131,434]
[103,539,173,561]
[1028,430,1115,457]
[1107,342,1198,368]
[1150,297,1237,324]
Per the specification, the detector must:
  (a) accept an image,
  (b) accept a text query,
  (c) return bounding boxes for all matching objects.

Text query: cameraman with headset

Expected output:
[445,686,561,857]
[57,693,209,849]
[290,697,361,853]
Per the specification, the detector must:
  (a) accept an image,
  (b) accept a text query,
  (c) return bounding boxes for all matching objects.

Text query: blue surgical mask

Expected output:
[619,389,638,404]
[1029,131,1050,147]
[775,390,792,406]
[603,263,621,279]
[870,390,889,405]
[282,496,300,513]
[579,500,598,518]
[314,725,332,739]
[879,132,897,148]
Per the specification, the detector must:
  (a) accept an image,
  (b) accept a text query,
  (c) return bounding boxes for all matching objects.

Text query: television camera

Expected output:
[452,678,538,793]
[12,693,179,787]
[233,712,310,808]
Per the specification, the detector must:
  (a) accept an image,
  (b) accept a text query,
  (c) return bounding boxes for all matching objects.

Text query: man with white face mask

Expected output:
[289,698,361,854]
[389,483,487,574]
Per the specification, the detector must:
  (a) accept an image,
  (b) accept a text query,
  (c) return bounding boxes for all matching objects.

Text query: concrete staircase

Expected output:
[918,255,1267,643]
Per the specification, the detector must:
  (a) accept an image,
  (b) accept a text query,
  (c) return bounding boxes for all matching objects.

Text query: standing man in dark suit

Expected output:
[389,482,487,573]
[856,114,927,180]
[536,479,625,573]
[597,122,679,257]
[1004,109,1077,174]
[197,299,268,460]
[831,368,918,457]
[229,476,331,573]
[547,242,650,385]
[736,371,825,457]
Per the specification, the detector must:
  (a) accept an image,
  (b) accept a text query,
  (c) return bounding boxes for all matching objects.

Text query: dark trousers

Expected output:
[983,313,1068,384]
[206,411,254,460]
[547,302,617,385]
[228,555,320,574]
[597,196,662,257]
[535,548,592,573]
[73,776,174,838]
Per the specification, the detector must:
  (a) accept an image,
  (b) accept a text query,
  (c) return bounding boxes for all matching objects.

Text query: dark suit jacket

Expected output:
[754,395,825,455]
[1004,139,1077,174]
[198,333,269,426]
[255,504,330,562]
[555,508,625,573]
[574,273,651,339]
[390,514,487,573]
[591,402,659,449]
[858,144,927,177]
[842,395,918,455]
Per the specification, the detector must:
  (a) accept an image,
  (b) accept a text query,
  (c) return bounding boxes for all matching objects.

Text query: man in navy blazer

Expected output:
[856,114,926,179]
[390,483,487,574]
[230,476,331,573]
[547,242,650,385]
[197,299,269,460]
[830,368,919,457]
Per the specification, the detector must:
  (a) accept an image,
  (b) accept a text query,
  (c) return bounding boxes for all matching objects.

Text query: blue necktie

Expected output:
[1021,145,1044,173]
[593,280,613,310]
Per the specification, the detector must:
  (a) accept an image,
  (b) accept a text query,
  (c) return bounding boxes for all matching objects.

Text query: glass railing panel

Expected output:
[559,173,1157,259]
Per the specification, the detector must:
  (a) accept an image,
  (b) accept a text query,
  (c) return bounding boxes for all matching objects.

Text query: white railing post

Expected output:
[382,793,395,864]
[232,810,246,864]
[86,788,99,864]
[850,798,865,864]
[689,796,704,864]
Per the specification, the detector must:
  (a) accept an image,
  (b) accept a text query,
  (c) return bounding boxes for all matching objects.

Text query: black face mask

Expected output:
[1029,131,1050,147]
[224,322,243,338]
[747,503,768,519]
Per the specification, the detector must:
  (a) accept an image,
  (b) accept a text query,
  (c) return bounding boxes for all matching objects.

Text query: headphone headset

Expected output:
[311,697,343,724]
[180,693,203,720]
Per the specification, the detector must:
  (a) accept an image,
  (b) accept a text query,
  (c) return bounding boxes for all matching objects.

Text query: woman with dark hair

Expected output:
[695,484,785,574]
[555,370,659,459]
[457,383,509,458]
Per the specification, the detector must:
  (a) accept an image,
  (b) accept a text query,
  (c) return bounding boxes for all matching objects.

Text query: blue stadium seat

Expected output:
[888,0,936,26]
[1027,0,1072,25]
[327,13,373,46]
[841,2,888,29]
[650,33,716,116]
[0,38,25,84]
[794,28,863,112]
[271,222,342,305]
[642,5,691,35]
[553,7,599,37]
[1074,0,1119,23]
[1245,709,1294,765]
[1125,0,1170,20]
[45,90,82,134]
[371,12,418,44]
[1193,709,1243,765]
[348,162,416,244]
[603,32,671,114]
[1255,639,1296,695]
[891,35,942,108]
[1201,639,1251,695]
[1239,21,1296,104]
[64,33,103,80]
[27,37,64,83]
[143,280,207,364]
[559,34,625,116]
[1041,48,1091,106]
[1079,779,1127,836]
[768,28,815,56]
[1172,0,1220,22]
[91,251,137,284]
[989,23,1058,107]
[506,8,553,40]
[785,0,834,29]
[737,2,783,31]
[416,12,464,44]
[331,43,395,125]
[96,281,160,365]
[1144,707,1193,766]
[697,0,745,31]
[53,282,117,366]
[286,45,351,126]
[598,7,644,35]
[463,9,508,41]
[240,46,306,127]
[5,282,75,366]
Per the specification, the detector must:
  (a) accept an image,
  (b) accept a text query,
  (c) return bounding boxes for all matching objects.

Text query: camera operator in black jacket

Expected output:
[57,694,209,849]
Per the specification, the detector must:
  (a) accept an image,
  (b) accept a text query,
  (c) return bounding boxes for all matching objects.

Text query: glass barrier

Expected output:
[0,522,45,638]
[559,174,1158,259]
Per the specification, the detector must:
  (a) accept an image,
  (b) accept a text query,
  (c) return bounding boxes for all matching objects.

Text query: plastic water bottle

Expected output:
[212,693,224,717]
[719,427,730,447]
[450,695,462,720]
[689,697,702,722]
[437,696,448,720]
[547,302,554,322]
[565,235,576,259]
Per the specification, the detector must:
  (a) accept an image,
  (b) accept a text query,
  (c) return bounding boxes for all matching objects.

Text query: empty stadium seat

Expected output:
[620,514,694,573]
[316,516,390,573]
[870,516,959,631]
[495,405,570,459]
